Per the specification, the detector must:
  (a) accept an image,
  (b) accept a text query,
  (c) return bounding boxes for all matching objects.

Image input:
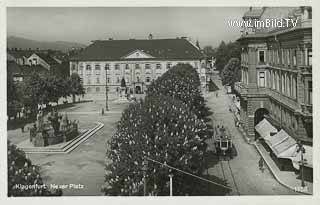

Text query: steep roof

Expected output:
[70,38,203,61]
[35,53,60,65]
[243,8,264,18]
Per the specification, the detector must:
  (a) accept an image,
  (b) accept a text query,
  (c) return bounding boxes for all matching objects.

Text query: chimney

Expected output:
[148,34,153,40]
[249,7,252,11]
[108,38,113,40]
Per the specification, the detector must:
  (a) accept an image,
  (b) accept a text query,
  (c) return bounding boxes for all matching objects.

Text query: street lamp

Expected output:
[105,71,109,111]
[142,158,148,196]
[168,169,173,196]
[296,141,306,187]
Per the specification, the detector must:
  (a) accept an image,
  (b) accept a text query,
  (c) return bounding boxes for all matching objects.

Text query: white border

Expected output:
[1,1,319,205]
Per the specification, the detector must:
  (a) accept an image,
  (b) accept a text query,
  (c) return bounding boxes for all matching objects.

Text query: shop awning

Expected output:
[255,118,278,139]
[263,129,313,170]
[291,145,313,169]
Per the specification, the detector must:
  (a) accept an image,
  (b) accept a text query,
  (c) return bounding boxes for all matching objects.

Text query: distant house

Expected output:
[26,53,60,71]
[7,50,32,65]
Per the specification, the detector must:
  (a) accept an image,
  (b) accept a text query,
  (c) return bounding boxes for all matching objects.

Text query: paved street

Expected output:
[7,78,299,196]
[205,74,298,195]
[8,100,129,196]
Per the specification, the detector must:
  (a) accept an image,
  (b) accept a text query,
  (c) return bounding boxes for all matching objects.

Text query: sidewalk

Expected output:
[255,142,313,195]
[233,106,313,195]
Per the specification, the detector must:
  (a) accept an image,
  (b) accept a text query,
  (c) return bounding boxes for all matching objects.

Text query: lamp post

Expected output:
[169,174,173,196]
[105,72,109,111]
[142,158,148,196]
[296,141,306,187]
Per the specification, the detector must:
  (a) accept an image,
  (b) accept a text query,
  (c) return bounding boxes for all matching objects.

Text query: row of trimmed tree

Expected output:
[103,63,215,196]
[7,72,84,119]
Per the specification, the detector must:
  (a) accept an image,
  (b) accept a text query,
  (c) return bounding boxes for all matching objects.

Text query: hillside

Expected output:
[7,36,87,51]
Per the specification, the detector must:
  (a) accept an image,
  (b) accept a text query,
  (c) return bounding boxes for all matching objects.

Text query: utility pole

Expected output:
[142,158,148,196]
[169,174,173,196]
[105,71,109,111]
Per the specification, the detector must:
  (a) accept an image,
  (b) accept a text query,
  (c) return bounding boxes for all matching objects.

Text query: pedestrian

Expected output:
[102,108,105,115]
[21,124,25,133]
[259,157,264,172]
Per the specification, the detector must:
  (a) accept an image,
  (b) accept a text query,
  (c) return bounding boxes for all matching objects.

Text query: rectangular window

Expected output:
[166,63,171,69]
[96,78,100,84]
[125,64,129,70]
[95,64,101,70]
[281,74,285,94]
[115,64,120,70]
[86,64,91,70]
[145,64,150,70]
[293,50,297,66]
[292,76,297,99]
[156,63,161,69]
[105,64,110,70]
[87,78,91,85]
[307,49,312,66]
[107,77,110,84]
[286,75,291,96]
[146,76,151,83]
[135,64,140,69]
[308,81,312,104]
[258,72,265,87]
[258,50,265,63]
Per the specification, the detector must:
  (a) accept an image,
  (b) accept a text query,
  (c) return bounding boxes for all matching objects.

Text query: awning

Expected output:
[263,128,313,170]
[255,118,278,139]
[291,145,313,169]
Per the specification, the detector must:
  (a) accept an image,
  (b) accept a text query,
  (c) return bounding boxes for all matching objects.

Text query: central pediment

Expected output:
[121,49,155,59]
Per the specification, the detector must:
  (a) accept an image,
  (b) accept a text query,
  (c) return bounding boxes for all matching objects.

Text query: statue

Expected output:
[48,108,61,135]
[60,113,69,133]
[36,110,44,132]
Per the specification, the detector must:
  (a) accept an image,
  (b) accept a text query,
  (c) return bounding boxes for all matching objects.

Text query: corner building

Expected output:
[69,38,207,100]
[234,7,312,145]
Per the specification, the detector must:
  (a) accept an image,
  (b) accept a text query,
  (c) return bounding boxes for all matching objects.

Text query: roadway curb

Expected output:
[235,123,311,195]
[254,143,312,195]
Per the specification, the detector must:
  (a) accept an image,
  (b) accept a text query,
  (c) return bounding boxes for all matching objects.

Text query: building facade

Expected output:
[69,38,207,100]
[234,7,312,146]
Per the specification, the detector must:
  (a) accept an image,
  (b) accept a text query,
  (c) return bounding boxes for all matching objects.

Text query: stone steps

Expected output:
[22,122,104,154]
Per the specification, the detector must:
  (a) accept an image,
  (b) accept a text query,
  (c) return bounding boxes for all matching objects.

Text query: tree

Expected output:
[220,58,241,87]
[69,72,85,103]
[7,141,62,196]
[214,41,240,72]
[203,45,216,58]
[103,95,208,196]
[7,75,22,119]
[147,63,206,119]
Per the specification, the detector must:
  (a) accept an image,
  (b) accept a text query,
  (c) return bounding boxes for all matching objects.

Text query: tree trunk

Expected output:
[72,94,76,103]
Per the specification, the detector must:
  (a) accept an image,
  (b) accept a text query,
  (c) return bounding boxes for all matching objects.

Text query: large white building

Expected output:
[69,37,207,99]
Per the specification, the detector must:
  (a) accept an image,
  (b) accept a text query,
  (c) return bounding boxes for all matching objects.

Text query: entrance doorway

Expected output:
[135,86,141,94]
[254,108,269,140]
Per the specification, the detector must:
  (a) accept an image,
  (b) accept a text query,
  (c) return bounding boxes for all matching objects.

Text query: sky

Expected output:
[7,7,248,48]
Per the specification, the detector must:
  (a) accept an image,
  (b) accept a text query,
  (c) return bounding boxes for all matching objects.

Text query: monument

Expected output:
[30,108,79,147]
[116,77,130,103]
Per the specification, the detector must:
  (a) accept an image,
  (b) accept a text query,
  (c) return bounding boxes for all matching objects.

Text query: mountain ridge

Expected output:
[7,36,87,51]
